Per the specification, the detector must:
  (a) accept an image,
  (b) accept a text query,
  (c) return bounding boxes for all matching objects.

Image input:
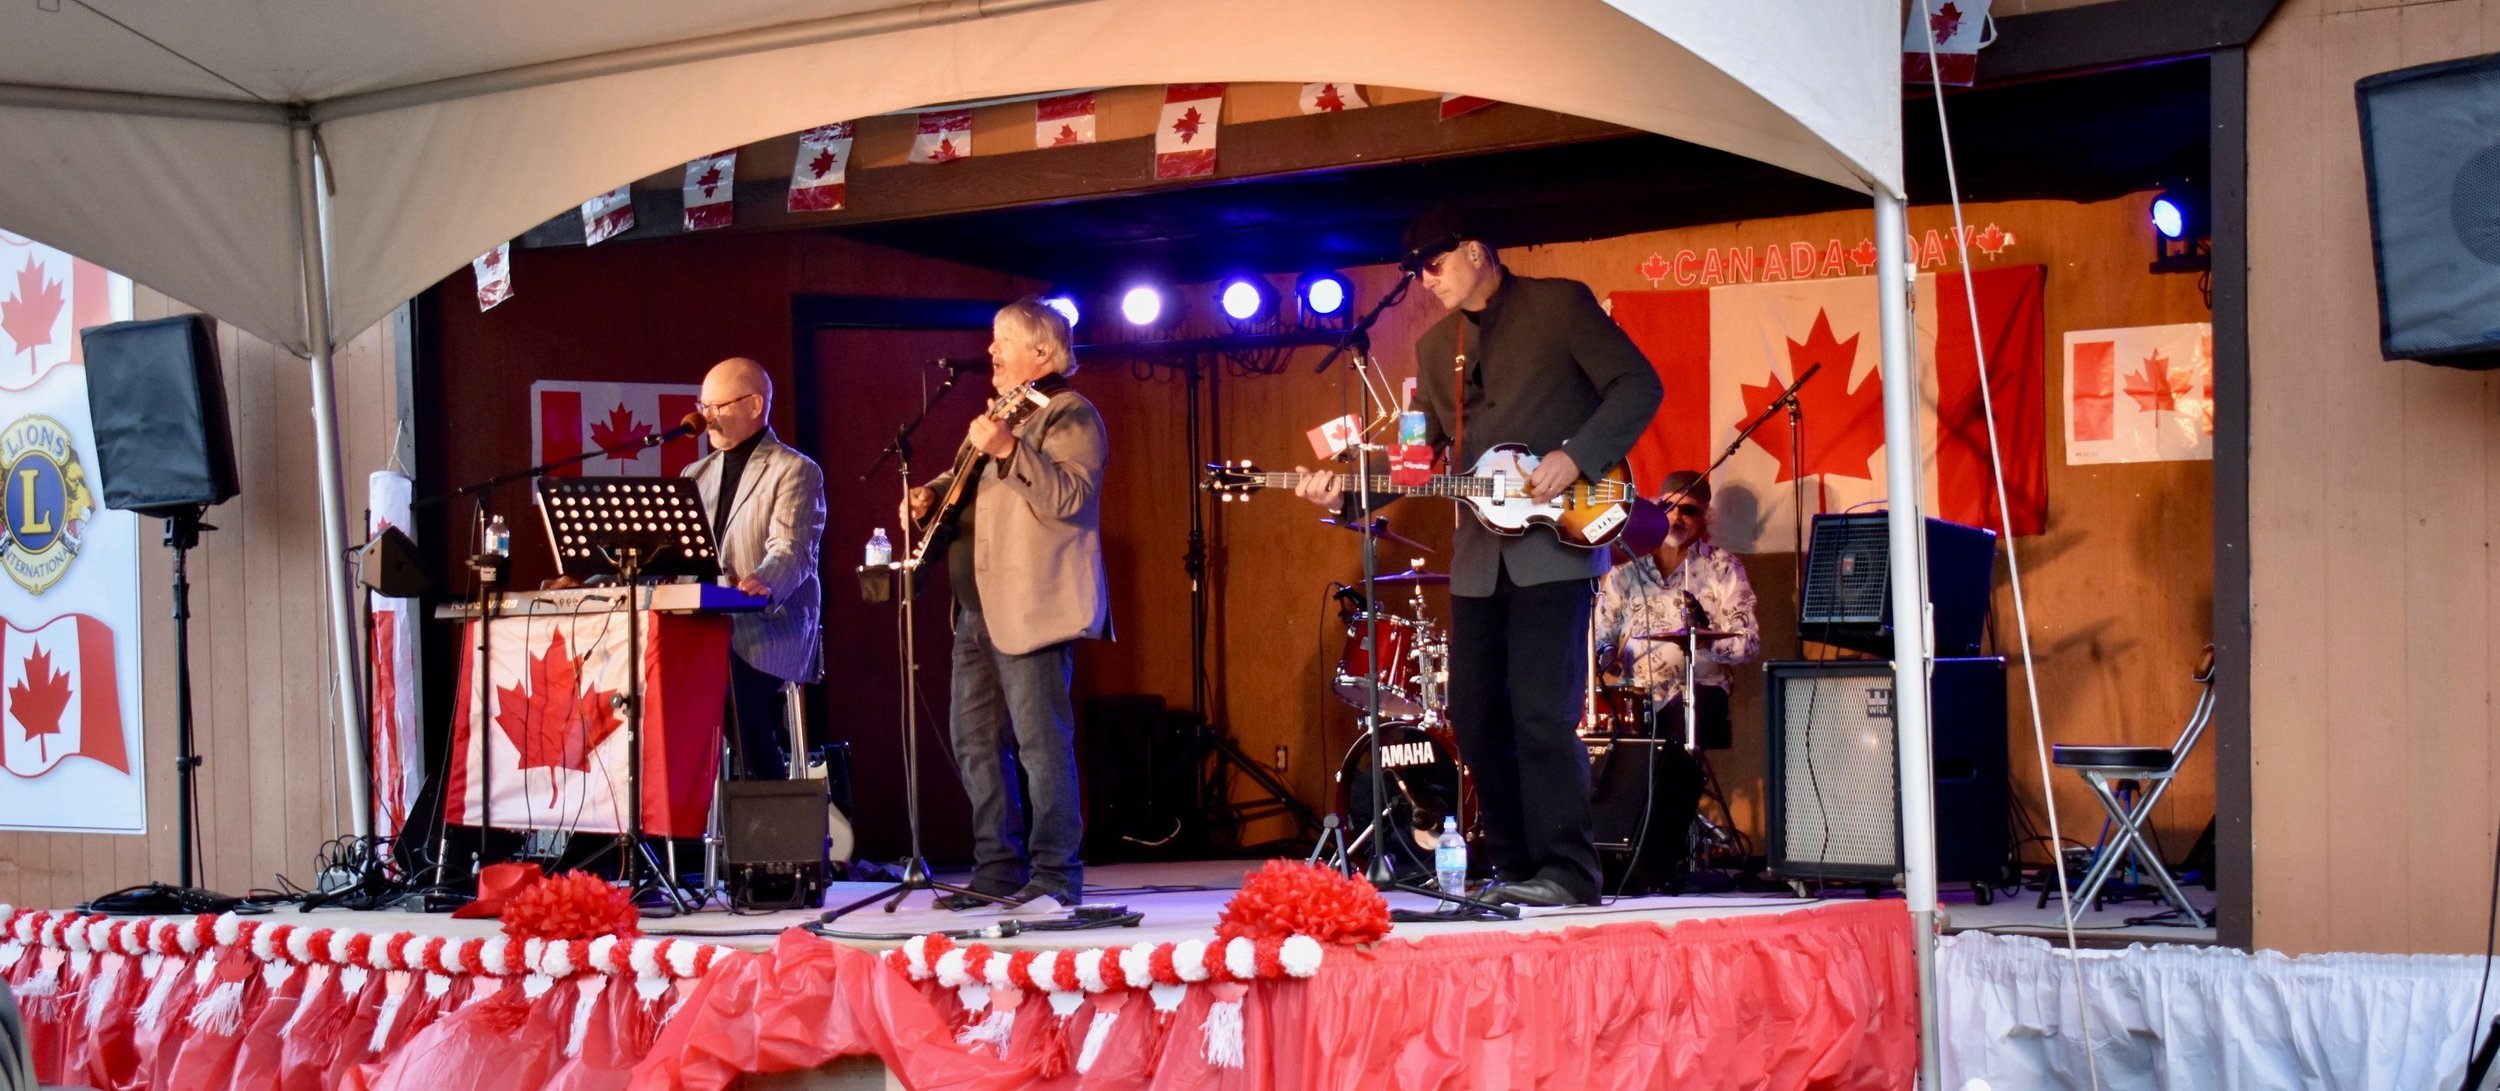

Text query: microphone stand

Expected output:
[1670,362,1821,659]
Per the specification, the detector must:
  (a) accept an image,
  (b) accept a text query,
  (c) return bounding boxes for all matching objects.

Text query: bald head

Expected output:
[700,356,772,449]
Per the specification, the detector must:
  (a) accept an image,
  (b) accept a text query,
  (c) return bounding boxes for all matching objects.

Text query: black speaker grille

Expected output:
[1800,515,1890,625]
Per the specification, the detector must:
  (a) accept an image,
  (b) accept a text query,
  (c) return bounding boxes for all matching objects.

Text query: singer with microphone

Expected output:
[684,356,825,780]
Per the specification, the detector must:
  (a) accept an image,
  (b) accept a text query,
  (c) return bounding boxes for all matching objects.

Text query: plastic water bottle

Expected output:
[864,527,892,568]
[1434,817,1467,895]
[483,514,510,558]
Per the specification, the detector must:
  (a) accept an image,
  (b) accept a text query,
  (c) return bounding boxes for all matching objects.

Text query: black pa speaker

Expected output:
[357,526,429,598]
[1798,513,1996,658]
[80,315,240,515]
[1763,658,2008,885]
[723,779,830,866]
[2358,52,2500,368]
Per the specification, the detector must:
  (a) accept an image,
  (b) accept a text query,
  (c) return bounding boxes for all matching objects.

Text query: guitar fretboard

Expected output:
[1233,472,1631,502]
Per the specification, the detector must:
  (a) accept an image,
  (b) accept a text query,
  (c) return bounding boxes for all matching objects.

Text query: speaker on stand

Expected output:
[2358,51,2500,370]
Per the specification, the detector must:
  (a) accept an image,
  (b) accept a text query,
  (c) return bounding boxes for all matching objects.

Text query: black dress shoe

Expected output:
[1011,881,1081,907]
[933,887,1019,911]
[1485,877,1599,908]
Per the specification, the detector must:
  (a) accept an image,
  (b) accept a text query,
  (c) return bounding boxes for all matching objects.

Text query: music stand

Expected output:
[533,476,720,910]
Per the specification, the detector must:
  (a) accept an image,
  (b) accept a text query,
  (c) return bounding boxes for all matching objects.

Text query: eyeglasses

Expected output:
[1420,249,1457,277]
[697,392,758,415]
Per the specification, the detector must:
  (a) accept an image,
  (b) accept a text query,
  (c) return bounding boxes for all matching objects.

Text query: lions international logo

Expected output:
[0,416,93,594]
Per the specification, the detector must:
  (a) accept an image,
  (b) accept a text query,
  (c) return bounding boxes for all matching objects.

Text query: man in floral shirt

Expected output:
[1592,470,1761,750]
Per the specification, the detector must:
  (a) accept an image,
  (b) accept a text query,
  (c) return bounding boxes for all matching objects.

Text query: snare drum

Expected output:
[1580,684,1653,738]
[1337,721,1475,876]
[1334,611,1423,717]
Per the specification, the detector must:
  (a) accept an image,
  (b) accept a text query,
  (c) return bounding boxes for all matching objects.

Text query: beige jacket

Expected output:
[927,388,1110,655]
[683,431,825,682]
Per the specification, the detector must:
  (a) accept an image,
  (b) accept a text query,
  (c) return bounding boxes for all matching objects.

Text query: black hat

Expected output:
[1400,206,1478,270]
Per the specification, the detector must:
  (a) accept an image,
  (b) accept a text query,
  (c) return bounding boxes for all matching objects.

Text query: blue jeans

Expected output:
[946,606,1084,896]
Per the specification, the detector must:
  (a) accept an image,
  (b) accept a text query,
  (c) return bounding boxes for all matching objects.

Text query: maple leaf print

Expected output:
[808,147,837,178]
[1639,252,1670,283]
[1171,106,1203,144]
[1737,309,1887,482]
[1052,124,1082,147]
[493,629,623,806]
[589,404,652,459]
[2123,349,2186,413]
[1930,2,1963,43]
[932,137,960,163]
[481,248,503,270]
[696,164,723,197]
[1313,84,1346,112]
[1972,223,2015,257]
[9,646,72,765]
[1848,239,1879,269]
[0,256,64,363]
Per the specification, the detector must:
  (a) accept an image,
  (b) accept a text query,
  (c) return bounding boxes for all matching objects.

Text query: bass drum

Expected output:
[1336,721,1475,880]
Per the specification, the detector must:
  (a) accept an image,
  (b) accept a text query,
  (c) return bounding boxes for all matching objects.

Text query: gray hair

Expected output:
[995,297,1077,376]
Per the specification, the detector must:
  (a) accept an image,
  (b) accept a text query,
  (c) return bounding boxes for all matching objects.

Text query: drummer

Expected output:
[1592,470,1760,748]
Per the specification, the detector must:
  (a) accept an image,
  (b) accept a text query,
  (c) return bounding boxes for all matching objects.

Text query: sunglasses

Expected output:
[1670,502,1704,517]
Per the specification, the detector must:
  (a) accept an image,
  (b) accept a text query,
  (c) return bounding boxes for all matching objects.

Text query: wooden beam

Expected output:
[1978,0,2288,82]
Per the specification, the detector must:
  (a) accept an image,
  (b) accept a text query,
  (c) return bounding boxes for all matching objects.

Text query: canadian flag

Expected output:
[579,185,635,246]
[1439,94,1496,121]
[2064,322,2213,465]
[367,471,420,837]
[0,231,113,389]
[1035,91,1097,148]
[0,614,129,779]
[1155,83,1224,180]
[1607,263,2045,553]
[910,109,972,165]
[530,380,708,479]
[1299,83,1368,114]
[788,122,855,212]
[1904,0,1994,87]
[681,150,737,232]
[471,243,512,312]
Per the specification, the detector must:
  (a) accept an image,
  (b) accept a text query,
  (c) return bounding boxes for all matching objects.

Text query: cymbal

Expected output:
[1373,569,1449,586]
[1632,628,1740,642]
[1318,516,1433,555]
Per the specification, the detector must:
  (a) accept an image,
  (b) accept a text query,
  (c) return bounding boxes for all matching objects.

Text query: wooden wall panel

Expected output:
[2247,0,2500,956]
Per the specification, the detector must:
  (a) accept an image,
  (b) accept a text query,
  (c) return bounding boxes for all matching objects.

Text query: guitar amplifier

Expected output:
[1764,658,2008,885]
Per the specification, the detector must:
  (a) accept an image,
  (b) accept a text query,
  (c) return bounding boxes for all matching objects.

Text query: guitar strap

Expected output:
[1452,320,1467,530]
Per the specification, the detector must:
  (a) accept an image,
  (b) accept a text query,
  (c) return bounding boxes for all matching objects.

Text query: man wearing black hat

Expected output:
[1297,209,1663,906]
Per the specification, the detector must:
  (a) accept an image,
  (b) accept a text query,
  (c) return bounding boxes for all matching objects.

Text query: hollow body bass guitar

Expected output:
[1205,443,1640,549]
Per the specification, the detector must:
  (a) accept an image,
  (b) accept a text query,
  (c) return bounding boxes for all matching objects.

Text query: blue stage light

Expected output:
[1121,286,1164,326]
[1220,279,1266,321]
[1298,271,1350,317]
[1041,294,1080,329]
[2151,196,2186,240]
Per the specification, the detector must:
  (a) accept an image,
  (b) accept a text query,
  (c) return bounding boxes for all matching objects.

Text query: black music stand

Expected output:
[533,477,720,910]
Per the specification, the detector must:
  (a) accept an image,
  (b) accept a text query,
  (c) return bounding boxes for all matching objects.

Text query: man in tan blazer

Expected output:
[685,356,824,780]
[909,298,1108,907]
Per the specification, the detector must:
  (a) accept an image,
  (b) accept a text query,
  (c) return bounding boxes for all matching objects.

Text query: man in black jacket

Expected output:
[1300,208,1663,906]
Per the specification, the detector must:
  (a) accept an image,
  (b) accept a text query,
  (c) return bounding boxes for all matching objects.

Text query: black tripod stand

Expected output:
[166,508,213,892]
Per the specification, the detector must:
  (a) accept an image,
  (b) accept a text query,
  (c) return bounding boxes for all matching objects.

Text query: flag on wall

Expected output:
[531,380,708,479]
[0,614,128,779]
[1607,263,2046,553]
[580,185,634,245]
[1299,83,1368,114]
[1036,92,1097,147]
[2064,322,2213,465]
[681,150,737,231]
[788,123,855,212]
[1155,84,1224,179]
[910,109,972,165]
[472,243,512,312]
[367,470,420,837]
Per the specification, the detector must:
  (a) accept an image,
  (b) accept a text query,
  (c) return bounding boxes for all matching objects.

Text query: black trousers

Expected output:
[726,655,791,780]
[1448,567,1599,900]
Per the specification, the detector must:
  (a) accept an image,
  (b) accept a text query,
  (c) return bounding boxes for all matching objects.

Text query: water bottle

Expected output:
[864,527,892,568]
[483,514,510,558]
[1434,816,1468,895]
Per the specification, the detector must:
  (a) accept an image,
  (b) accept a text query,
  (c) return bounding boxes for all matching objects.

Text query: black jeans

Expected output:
[1448,566,1599,900]
[726,655,791,780]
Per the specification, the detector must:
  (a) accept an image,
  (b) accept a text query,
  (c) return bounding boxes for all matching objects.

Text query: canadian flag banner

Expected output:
[1155,83,1225,180]
[910,109,972,165]
[681,150,737,232]
[0,231,113,389]
[367,470,421,838]
[580,185,635,246]
[1036,91,1097,148]
[2064,322,2213,465]
[0,614,128,779]
[530,380,709,479]
[1904,0,1993,87]
[471,243,512,312]
[445,613,729,838]
[1439,94,1497,121]
[788,122,855,212]
[1607,263,2046,553]
[1299,83,1368,114]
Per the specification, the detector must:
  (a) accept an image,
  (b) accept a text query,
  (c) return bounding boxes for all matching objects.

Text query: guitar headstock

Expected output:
[1203,460,1269,501]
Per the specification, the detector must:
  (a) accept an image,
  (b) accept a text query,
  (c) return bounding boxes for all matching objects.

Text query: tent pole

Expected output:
[1875,190,1942,1088]
[290,121,375,839]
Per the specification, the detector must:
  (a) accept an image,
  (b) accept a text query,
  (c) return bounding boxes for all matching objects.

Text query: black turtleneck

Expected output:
[711,428,769,538]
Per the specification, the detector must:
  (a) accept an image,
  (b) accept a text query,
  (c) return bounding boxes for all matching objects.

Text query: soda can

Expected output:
[1398,410,1428,450]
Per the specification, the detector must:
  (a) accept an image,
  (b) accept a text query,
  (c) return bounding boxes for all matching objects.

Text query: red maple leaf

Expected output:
[1737,309,1886,482]
[1171,106,1203,144]
[0,256,64,362]
[931,137,960,163]
[589,404,651,459]
[493,629,623,805]
[1313,84,1346,112]
[9,646,72,764]
[2123,349,2185,413]
[1930,2,1964,43]
[1972,223,2015,257]
[481,248,503,270]
[696,164,723,197]
[807,147,837,178]
[1848,239,1879,269]
[1639,252,1670,283]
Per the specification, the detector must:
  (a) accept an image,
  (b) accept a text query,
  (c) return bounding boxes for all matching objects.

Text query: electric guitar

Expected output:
[907,380,1057,573]
[1205,444,1640,549]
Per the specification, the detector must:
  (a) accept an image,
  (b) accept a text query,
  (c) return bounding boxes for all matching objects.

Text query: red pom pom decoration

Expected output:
[498,870,641,942]
[1215,859,1390,947]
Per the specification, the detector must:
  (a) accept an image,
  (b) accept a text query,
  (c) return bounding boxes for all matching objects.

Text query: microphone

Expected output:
[1399,232,1461,275]
[651,410,705,446]
[934,356,988,373]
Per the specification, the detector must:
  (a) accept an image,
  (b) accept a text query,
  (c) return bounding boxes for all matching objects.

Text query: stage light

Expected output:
[2150,196,2186,239]
[1216,275,1278,326]
[1041,294,1080,329]
[1298,271,1350,318]
[2148,182,2210,274]
[1120,286,1166,327]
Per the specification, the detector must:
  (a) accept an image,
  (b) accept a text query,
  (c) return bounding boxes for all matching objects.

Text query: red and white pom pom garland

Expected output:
[0,908,730,986]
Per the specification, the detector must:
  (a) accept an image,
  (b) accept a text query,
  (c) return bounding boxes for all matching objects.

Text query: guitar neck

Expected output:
[1244,471,1506,498]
